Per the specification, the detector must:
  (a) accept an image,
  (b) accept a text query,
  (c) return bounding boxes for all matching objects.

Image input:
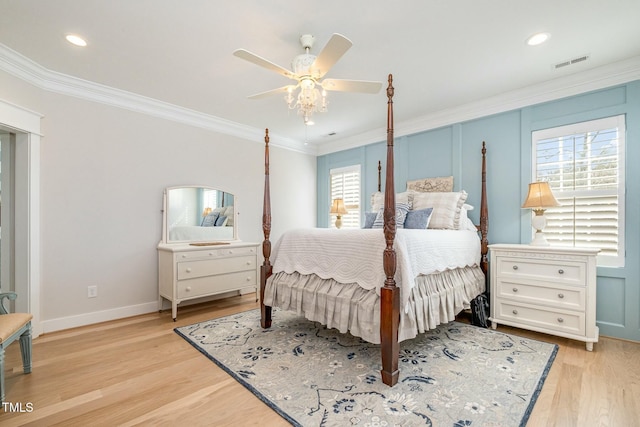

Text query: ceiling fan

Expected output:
[233,33,383,124]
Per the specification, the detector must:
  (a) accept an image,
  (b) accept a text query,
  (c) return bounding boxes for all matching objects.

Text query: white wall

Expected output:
[0,70,316,332]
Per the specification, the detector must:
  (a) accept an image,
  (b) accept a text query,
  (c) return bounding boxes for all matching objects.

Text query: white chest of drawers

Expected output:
[158,241,259,320]
[489,244,600,351]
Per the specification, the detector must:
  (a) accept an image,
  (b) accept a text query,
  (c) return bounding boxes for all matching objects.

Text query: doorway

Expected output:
[0,99,42,336]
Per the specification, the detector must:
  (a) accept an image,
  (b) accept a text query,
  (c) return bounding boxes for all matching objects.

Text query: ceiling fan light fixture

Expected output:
[235,32,380,126]
[526,32,550,46]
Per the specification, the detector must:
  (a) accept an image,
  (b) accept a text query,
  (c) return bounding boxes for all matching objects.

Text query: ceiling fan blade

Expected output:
[321,79,383,94]
[310,33,353,78]
[247,85,298,100]
[233,49,295,79]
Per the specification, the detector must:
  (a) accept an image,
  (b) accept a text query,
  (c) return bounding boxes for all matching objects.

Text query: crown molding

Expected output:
[0,43,314,155]
[3,43,638,158]
[317,55,640,156]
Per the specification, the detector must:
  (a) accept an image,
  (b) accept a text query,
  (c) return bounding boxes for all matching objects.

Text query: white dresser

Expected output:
[489,244,600,350]
[158,241,259,320]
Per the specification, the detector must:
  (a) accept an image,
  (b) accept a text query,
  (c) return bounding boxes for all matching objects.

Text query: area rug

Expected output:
[175,309,557,427]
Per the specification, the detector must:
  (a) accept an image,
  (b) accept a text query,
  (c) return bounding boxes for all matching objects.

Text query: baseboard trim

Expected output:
[39,291,252,335]
[40,301,159,334]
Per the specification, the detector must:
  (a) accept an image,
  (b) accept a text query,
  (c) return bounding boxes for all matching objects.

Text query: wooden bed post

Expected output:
[380,74,400,387]
[260,129,272,329]
[479,141,489,283]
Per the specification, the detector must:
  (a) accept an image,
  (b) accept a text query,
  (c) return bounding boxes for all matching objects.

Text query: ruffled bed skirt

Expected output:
[263,266,485,344]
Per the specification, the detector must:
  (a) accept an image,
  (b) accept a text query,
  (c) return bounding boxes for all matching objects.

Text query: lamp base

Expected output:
[334,215,343,229]
[530,231,550,246]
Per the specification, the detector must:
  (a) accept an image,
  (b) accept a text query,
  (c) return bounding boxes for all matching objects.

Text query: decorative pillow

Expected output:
[201,212,219,227]
[223,206,234,226]
[371,191,413,212]
[404,208,433,229]
[412,191,468,229]
[461,216,478,231]
[372,202,411,229]
[459,204,473,230]
[406,176,454,193]
[214,215,228,227]
[363,212,377,229]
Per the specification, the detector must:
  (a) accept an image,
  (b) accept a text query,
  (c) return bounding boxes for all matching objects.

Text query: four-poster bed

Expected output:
[260,74,489,386]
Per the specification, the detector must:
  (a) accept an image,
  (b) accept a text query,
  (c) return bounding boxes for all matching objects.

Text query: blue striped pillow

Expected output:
[372,202,411,229]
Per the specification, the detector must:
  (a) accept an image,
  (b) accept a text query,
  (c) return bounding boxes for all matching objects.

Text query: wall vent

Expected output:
[554,54,590,69]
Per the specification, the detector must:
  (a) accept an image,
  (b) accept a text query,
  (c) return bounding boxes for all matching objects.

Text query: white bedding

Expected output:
[271,228,481,312]
[168,225,233,242]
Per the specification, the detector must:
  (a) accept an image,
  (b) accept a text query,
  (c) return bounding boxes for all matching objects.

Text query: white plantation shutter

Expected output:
[329,165,361,229]
[533,115,625,267]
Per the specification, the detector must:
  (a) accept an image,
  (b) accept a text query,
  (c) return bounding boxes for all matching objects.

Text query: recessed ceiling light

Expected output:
[526,32,550,46]
[65,34,87,47]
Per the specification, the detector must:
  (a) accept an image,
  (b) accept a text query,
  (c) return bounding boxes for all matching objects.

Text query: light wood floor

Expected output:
[1,293,638,426]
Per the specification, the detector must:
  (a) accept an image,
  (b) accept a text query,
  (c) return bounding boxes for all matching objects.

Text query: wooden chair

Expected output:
[0,292,33,403]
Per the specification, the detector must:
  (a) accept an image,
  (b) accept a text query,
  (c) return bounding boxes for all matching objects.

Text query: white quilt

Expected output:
[271,228,481,311]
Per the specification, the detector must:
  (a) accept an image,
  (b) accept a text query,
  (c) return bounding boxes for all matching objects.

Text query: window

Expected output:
[202,189,217,210]
[532,115,625,267]
[329,165,361,229]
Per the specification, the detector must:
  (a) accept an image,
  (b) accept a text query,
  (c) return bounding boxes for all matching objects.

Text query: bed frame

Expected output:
[259,74,489,387]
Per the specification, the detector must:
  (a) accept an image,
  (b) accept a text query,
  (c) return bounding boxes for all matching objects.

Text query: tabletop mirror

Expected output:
[161,185,237,244]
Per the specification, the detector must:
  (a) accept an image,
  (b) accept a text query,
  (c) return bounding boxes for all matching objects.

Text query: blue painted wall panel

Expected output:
[317,80,640,341]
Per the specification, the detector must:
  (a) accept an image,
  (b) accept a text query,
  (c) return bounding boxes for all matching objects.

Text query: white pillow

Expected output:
[223,206,234,226]
[412,191,468,229]
[371,191,413,211]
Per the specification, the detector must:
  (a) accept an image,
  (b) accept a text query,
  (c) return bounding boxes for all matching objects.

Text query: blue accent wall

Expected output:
[317,80,640,342]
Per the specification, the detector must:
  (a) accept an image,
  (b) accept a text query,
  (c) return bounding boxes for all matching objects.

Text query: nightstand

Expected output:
[489,244,600,351]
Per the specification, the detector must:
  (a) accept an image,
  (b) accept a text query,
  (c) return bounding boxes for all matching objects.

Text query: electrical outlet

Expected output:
[87,285,98,298]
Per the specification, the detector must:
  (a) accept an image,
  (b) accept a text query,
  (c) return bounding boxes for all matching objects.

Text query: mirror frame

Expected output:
[161,185,238,244]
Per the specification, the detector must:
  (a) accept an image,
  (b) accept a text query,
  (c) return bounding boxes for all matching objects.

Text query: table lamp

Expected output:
[330,199,348,229]
[522,181,560,246]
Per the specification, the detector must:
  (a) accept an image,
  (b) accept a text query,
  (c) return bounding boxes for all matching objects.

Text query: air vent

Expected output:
[554,54,590,69]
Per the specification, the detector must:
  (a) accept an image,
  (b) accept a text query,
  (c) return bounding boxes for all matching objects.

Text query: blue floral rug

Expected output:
[175,309,557,427]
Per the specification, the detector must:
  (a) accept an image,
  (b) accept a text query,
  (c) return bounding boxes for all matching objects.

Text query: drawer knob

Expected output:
[558,293,564,299]
[512,309,518,315]
[229,250,233,254]
[512,265,519,270]
[181,254,187,258]
[185,286,192,292]
[557,317,564,323]
[209,252,214,256]
[558,269,564,274]
[512,288,518,293]
[246,261,251,265]
[246,276,251,281]
[186,268,192,273]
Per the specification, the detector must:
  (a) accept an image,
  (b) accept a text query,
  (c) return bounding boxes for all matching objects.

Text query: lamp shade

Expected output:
[202,207,213,217]
[330,198,348,215]
[522,182,560,209]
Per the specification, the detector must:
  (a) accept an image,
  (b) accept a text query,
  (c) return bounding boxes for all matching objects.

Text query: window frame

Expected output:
[531,114,626,267]
[329,164,361,229]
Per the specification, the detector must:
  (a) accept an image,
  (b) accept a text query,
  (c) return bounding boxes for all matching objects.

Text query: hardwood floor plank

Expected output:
[1,293,638,426]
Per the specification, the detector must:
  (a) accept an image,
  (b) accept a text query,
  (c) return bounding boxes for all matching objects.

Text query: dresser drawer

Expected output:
[496,256,585,286]
[495,280,585,311]
[177,270,257,299]
[495,301,585,336]
[175,246,258,261]
[178,256,256,280]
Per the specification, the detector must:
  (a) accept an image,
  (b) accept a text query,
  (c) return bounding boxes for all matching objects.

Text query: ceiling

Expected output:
[1,1,640,155]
